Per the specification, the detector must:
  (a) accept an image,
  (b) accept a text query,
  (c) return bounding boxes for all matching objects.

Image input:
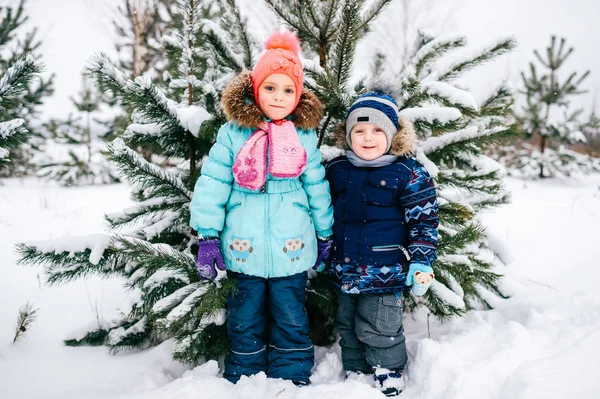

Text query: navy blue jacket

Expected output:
[326,155,439,294]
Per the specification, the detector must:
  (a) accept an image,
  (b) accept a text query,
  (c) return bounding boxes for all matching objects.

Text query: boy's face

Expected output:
[257,73,297,121]
[350,123,388,160]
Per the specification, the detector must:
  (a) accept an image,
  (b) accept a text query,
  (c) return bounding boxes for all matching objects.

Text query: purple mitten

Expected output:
[312,237,333,272]
[196,238,226,280]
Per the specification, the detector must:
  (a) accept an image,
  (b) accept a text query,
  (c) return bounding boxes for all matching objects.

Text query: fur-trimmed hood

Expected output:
[333,118,417,157]
[220,70,323,130]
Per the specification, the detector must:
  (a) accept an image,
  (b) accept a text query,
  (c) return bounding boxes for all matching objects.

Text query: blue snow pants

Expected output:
[223,270,313,384]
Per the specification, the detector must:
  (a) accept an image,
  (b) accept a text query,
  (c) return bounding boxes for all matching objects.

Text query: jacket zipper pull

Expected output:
[260,183,267,193]
[400,246,411,261]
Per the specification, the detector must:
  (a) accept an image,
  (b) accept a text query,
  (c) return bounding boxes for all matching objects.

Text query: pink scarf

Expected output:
[232,120,307,191]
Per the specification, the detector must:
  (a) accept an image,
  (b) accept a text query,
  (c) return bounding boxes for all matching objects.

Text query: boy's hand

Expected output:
[313,236,333,272]
[195,238,226,280]
[406,263,434,296]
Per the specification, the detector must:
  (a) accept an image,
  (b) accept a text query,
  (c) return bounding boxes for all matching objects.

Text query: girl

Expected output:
[189,31,333,386]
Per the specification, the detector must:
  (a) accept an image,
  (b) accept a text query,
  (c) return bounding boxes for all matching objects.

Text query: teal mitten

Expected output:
[406,263,435,296]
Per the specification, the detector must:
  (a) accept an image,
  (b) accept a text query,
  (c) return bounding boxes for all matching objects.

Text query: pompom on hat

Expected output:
[252,31,304,108]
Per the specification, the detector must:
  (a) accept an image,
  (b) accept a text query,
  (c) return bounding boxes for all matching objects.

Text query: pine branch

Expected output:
[106,196,188,235]
[437,222,485,256]
[13,302,38,343]
[263,0,304,36]
[329,0,360,87]
[413,34,466,78]
[438,38,516,82]
[202,20,246,71]
[357,0,393,32]
[0,53,41,109]
[107,139,193,200]
[222,0,254,68]
[16,238,125,285]
[420,126,512,155]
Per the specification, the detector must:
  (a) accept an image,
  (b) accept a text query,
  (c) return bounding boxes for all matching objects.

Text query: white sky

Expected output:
[21,0,600,120]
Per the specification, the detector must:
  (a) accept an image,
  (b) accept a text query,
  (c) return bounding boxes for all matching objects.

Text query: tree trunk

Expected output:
[539,135,547,178]
[187,0,197,190]
[319,42,327,69]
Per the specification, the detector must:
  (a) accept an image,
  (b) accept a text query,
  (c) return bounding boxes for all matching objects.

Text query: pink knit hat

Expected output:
[252,31,304,108]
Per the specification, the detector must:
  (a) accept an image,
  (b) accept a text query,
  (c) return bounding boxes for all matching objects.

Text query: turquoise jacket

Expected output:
[190,72,333,278]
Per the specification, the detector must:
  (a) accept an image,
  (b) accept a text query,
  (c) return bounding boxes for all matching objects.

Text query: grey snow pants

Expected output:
[336,292,408,373]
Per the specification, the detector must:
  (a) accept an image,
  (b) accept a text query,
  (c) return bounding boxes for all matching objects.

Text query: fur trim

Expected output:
[390,119,417,156]
[220,70,323,130]
[333,118,417,157]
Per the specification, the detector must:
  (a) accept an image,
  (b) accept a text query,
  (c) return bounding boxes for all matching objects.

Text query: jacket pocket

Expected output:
[293,202,312,217]
[372,245,411,261]
[226,201,242,214]
[364,173,400,206]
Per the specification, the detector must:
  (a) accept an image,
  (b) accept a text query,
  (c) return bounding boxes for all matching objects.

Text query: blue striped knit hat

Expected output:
[345,91,400,153]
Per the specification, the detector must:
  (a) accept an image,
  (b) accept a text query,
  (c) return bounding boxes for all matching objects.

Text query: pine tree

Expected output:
[581,109,600,157]
[34,74,119,186]
[0,54,41,173]
[514,36,591,178]
[101,0,176,144]
[266,1,517,341]
[0,0,54,176]
[18,0,254,363]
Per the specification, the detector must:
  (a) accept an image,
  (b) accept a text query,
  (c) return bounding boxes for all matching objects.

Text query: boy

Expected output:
[326,91,439,396]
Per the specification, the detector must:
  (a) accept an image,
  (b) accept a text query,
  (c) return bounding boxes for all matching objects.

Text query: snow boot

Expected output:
[373,367,405,397]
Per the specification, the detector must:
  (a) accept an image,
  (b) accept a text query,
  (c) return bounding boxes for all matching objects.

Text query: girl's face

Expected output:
[257,74,296,121]
[350,123,388,160]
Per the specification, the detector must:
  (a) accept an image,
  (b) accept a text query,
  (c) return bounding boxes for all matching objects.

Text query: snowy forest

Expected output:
[1,0,599,398]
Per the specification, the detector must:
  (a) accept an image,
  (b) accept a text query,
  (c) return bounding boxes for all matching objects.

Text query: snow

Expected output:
[3,175,600,398]
[422,81,479,110]
[0,118,25,139]
[429,280,466,309]
[26,234,112,266]
[3,0,600,397]
[175,105,211,138]
[400,106,462,124]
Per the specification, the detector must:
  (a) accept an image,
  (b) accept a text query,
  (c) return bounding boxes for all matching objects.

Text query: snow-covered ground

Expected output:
[1,175,599,399]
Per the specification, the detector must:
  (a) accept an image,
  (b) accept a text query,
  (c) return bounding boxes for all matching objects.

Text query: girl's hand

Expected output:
[313,236,333,272]
[195,238,226,280]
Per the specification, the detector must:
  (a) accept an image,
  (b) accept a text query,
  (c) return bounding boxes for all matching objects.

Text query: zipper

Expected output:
[265,190,272,277]
[372,244,402,252]
[372,245,412,260]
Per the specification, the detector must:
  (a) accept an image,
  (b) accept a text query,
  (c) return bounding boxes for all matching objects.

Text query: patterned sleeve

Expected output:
[398,161,439,266]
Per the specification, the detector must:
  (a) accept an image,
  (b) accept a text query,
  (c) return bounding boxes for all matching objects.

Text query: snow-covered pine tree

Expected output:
[267,0,516,334]
[0,53,41,174]
[34,74,119,186]
[364,32,518,316]
[511,36,592,178]
[18,0,255,363]
[101,0,176,144]
[581,109,600,157]
[0,0,53,176]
